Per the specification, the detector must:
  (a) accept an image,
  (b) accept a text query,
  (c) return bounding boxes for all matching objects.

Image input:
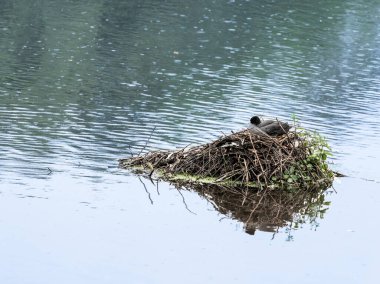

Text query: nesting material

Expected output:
[119,128,334,190]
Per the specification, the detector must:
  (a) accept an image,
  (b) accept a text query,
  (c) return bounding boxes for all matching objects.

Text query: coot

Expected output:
[249,116,290,136]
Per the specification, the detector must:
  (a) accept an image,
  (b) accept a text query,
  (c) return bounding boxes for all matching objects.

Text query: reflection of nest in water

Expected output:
[177,183,330,235]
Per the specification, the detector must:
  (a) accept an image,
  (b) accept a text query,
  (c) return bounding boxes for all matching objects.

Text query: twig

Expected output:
[138,126,157,156]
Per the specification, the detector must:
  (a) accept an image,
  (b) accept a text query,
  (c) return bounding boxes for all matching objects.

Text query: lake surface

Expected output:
[1,0,379,283]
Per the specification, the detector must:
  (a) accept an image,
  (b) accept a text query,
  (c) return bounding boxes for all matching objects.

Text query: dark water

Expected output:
[1,0,379,283]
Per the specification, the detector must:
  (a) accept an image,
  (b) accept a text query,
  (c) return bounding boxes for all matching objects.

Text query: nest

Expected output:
[120,128,334,190]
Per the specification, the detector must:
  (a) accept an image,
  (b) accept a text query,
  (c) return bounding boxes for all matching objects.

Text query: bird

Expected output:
[249,116,290,136]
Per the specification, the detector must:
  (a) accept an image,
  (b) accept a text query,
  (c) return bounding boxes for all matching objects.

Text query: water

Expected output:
[1,0,380,283]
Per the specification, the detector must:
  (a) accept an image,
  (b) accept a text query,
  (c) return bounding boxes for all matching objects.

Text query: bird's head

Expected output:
[250,116,261,125]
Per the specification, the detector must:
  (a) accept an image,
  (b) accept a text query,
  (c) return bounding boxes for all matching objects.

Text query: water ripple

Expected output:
[1,0,380,185]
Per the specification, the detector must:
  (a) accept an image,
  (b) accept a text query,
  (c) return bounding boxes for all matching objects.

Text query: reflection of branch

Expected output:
[156,180,160,195]
[176,188,196,215]
[145,174,160,195]
[138,126,156,156]
[271,230,277,240]
[138,176,153,204]
[246,188,267,223]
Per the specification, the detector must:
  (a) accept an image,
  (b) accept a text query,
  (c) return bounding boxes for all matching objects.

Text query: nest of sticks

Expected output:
[119,128,334,190]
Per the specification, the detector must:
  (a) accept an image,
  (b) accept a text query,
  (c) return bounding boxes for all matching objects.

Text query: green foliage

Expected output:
[301,129,332,171]
[276,126,334,190]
